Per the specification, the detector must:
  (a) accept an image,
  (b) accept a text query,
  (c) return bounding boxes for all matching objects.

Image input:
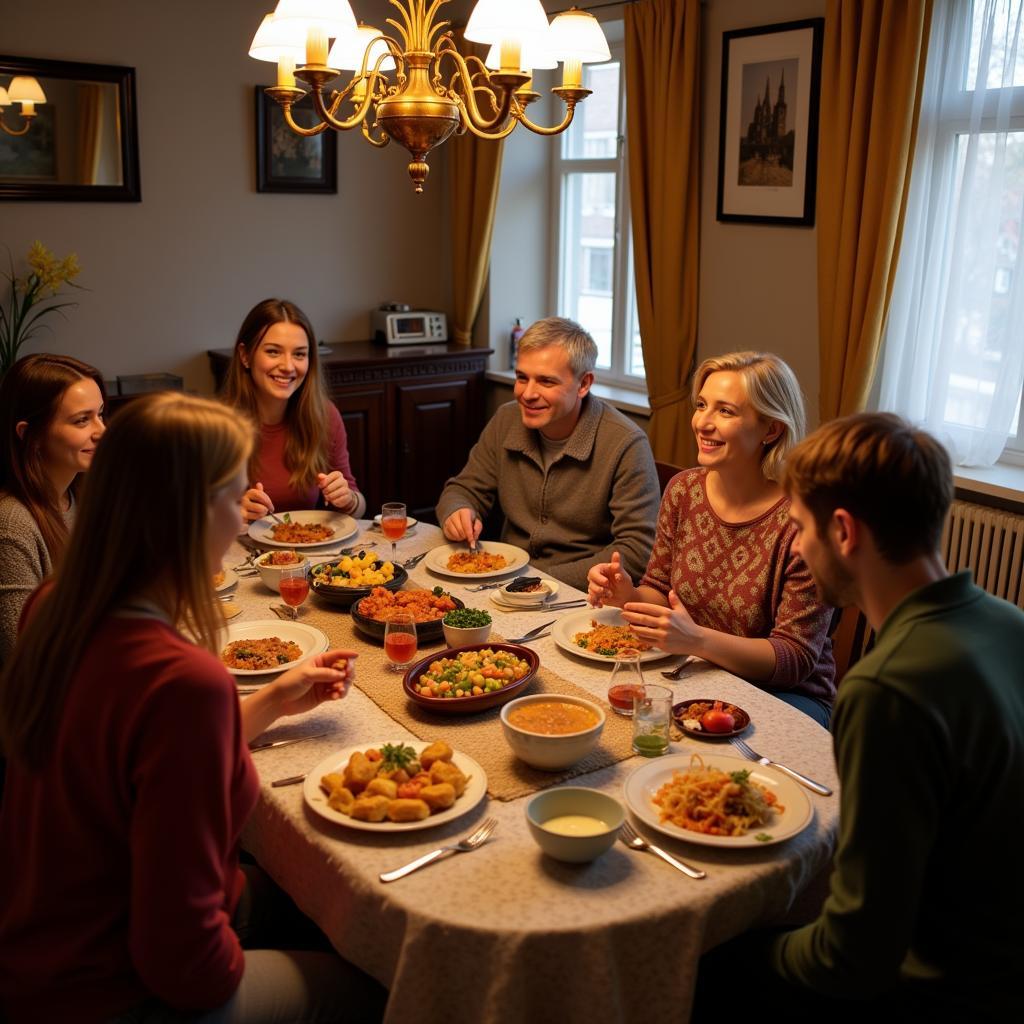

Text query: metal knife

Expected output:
[249,730,332,752]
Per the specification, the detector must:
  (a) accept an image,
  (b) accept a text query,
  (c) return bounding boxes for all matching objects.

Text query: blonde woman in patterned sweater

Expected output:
[587,352,836,725]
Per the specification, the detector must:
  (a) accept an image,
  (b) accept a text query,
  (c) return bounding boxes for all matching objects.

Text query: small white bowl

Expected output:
[255,550,309,593]
[442,618,492,648]
[500,693,605,771]
[525,788,625,863]
[498,579,556,607]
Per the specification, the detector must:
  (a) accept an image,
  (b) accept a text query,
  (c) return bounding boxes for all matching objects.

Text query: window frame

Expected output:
[549,43,645,390]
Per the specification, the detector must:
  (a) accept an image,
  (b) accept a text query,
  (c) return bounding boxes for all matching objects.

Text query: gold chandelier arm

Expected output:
[281,106,333,137]
[360,118,391,147]
[0,115,31,137]
[312,70,386,131]
[510,93,580,136]
[436,42,515,133]
[450,94,518,141]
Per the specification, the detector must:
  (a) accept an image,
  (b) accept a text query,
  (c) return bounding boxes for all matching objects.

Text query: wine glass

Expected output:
[607,648,645,716]
[278,566,309,620]
[381,501,407,564]
[384,609,418,672]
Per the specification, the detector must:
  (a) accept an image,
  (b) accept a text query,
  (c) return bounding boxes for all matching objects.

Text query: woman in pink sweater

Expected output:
[0,393,383,1022]
[588,352,835,724]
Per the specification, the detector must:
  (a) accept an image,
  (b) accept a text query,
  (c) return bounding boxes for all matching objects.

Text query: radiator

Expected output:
[942,500,1024,609]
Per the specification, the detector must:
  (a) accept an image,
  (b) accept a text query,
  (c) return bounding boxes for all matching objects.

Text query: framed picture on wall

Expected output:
[716,18,824,226]
[255,86,337,194]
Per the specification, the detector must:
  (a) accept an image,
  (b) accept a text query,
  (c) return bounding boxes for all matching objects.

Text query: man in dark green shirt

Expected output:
[765,413,1024,1018]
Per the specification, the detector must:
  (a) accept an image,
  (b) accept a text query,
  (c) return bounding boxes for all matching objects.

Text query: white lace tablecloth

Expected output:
[231,522,839,1024]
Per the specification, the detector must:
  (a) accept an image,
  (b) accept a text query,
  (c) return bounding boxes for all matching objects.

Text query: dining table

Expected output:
[228,519,840,1024]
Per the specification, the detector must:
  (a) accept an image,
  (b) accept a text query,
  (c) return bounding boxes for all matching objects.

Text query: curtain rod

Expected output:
[548,1,635,13]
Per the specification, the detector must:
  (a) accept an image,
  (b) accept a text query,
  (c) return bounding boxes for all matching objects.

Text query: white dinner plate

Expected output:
[219,619,329,678]
[489,578,561,610]
[303,741,488,833]
[623,752,814,848]
[424,542,530,580]
[214,567,238,593]
[248,510,359,550]
[552,607,672,664]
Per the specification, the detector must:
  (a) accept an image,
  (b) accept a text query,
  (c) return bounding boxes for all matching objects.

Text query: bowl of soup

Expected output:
[525,787,625,863]
[500,693,605,770]
[255,549,309,593]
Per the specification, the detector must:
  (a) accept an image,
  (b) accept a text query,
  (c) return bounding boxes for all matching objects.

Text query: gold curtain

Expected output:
[449,33,504,347]
[626,0,701,466]
[76,83,103,185]
[817,0,933,420]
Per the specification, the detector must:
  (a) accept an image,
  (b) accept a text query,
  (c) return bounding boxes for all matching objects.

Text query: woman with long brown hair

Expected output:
[0,392,383,1022]
[221,298,365,522]
[0,352,105,663]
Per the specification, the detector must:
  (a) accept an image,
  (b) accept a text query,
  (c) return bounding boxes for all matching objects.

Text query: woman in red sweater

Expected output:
[588,352,835,725]
[0,393,382,1022]
[221,298,365,522]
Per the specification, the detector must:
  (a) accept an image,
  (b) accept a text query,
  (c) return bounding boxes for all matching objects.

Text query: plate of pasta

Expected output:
[423,542,529,580]
[552,608,671,665]
[623,753,813,848]
[303,740,487,832]
[248,510,359,549]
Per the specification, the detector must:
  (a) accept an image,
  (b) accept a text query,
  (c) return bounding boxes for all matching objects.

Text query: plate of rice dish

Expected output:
[424,542,529,580]
[248,510,358,549]
[623,752,813,848]
[218,620,329,678]
[552,607,671,664]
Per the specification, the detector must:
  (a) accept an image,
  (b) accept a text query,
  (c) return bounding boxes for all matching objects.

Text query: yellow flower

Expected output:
[26,240,81,295]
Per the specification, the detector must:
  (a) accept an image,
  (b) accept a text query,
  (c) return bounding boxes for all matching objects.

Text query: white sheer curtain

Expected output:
[878,0,1024,465]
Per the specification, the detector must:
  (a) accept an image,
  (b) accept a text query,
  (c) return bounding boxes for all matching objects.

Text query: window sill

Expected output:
[953,462,1024,505]
[485,369,651,418]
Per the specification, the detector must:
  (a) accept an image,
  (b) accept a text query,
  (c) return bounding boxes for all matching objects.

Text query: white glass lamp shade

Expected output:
[548,9,611,63]
[485,41,557,72]
[328,25,396,72]
[249,13,307,62]
[272,0,357,36]
[8,76,46,104]
[0,86,9,107]
[465,0,550,47]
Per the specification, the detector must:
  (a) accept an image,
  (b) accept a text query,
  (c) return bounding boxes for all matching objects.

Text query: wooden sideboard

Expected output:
[208,342,493,522]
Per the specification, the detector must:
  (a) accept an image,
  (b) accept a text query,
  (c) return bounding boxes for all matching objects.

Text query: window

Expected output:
[878,0,1024,466]
[552,49,645,386]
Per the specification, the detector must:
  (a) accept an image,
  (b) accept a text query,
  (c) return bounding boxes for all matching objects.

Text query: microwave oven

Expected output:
[372,308,448,345]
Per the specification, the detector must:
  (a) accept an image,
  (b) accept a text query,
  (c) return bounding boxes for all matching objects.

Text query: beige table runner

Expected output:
[293,598,636,800]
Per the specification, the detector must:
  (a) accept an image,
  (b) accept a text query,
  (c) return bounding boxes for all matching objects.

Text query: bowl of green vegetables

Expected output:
[442,607,492,648]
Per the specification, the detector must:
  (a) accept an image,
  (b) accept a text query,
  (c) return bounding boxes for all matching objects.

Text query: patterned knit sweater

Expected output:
[640,468,836,702]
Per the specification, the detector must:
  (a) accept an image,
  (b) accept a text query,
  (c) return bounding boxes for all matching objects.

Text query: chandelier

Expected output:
[0,76,46,137]
[248,0,610,192]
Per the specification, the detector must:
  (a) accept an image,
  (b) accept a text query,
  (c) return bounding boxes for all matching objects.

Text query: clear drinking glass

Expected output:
[381,501,407,563]
[384,609,418,672]
[278,566,309,620]
[607,648,645,716]
[632,684,672,757]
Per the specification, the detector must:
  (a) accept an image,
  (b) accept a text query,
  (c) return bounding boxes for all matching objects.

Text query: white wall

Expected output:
[1,0,453,392]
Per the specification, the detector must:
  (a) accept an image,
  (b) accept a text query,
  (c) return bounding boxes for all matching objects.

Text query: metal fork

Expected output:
[379,817,498,882]
[731,737,833,796]
[619,821,706,879]
[660,657,694,681]
[502,620,555,644]
[402,551,428,569]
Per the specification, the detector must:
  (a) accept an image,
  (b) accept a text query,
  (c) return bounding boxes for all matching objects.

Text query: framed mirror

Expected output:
[0,55,140,201]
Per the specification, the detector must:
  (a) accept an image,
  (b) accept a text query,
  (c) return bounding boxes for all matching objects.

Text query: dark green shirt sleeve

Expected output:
[771,676,951,997]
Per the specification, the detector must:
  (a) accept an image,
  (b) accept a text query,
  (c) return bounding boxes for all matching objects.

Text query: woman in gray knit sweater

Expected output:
[0,354,105,663]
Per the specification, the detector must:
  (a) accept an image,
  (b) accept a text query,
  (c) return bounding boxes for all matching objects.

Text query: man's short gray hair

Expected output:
[517,316,598,378]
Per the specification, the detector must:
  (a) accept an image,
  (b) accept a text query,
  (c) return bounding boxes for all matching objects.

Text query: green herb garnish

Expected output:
[443,608,492,628]
[755,833,773,843]
[729,770,752,785]
[379,743,418,772]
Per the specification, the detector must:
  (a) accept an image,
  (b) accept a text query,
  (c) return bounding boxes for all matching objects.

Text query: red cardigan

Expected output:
[0,616,259,1022]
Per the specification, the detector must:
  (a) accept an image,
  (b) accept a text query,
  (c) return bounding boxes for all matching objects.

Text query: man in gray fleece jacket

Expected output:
[435,317,659,591]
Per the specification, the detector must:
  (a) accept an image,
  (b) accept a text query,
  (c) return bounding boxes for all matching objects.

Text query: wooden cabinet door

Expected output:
[395,378,473,521]
[333,387,386,514]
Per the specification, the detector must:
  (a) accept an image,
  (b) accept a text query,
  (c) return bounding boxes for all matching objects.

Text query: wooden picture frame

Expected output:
[255,86,337,194]
[716,19,823,226]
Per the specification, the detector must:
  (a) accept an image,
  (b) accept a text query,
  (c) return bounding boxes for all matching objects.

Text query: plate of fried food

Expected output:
[552,607,671,664]
[624,752,813,848]
[248,510,358,549]
[351,586,464,643]
[424,542,529,580]
[310,552,409,608]
[213,566,238,592]
[219,620,329,677]
[672,698,751,739]
[304,740,487,832]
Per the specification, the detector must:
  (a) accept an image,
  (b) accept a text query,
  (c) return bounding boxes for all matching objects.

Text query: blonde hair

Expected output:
[517,316,598,378]
[220,298,330,493]
[0,393,254,769]
[691,351,806,481]
[783,412,953,563]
